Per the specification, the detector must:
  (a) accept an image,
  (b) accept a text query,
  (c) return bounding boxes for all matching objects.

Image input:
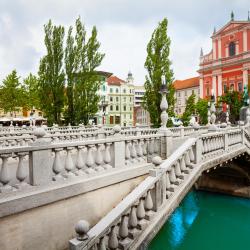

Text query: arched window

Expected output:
[229,42,235,56]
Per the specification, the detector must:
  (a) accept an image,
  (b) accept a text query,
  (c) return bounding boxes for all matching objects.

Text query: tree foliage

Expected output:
[23,73,40,110]
[143,18,175,127]
[0,70,27,116]
[64,17,105,125]
[218,91,244,123]
[182,94,196,126]
[196,98,208,125]
[38,20,65,125]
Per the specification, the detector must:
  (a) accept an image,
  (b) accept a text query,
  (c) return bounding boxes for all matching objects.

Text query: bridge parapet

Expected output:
[69,125,250,250]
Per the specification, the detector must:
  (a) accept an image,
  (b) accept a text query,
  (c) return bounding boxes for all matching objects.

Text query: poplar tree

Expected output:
[73,18,105,125]
[143,18,175,127]
[38,20,65,125]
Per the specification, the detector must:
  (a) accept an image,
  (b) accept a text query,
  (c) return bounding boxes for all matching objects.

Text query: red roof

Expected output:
[107,75,125,86]
[173,77,199,90]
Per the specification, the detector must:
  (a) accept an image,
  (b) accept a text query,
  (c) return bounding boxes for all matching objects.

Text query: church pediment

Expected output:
[214,21,249,37]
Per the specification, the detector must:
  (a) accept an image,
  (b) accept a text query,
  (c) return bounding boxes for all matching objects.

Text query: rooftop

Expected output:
[173,76,199,90]
[107,75,126,86]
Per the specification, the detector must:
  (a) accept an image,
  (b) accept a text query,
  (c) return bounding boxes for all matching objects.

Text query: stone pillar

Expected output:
[29,128,52,185]
[218,74,222,96]
[218,38,222,59]
[112,125,125,168]
[212,40,216,59]
[243,69,249,87]
[212,75,217,99]
[194,138,202,164]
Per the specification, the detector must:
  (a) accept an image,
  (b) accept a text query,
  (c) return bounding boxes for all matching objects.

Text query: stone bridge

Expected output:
[0,122,249,250]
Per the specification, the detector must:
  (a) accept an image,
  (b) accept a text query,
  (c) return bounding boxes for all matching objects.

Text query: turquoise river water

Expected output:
[149,191,250,250]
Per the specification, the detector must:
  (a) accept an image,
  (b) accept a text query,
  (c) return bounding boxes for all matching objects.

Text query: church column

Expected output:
[243,29,248,52]
[218,38,222,59]
[218,74,222,96]
[199,76,203,98]
[243,69,249,87]
[212,75,217,99]
[212,40,216,59]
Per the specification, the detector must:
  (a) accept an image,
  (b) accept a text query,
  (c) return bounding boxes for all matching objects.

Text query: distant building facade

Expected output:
[106,75,134,126]
[173,77,199,115]
[198,14,250,100]
[133,85,150,126]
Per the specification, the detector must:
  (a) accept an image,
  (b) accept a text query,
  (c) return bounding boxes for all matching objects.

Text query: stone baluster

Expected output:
[119,215,131,248]
[174,160,184,180]
[65,147,75,177]
[142,139,147,161]
[144,190,154,220]
[128,206,139,239]
[137,198,148,230]
[125,141,131,166]
[108,226,118,250]
[15,152,28,188]
[148,138,154,156]
[130,141,137,163]
[180,156,189,174]
[98,237,106,250]
[85,145,96,174]
[169,167,179,185]
[53,148,64,181]
[103,143,112,169]
[95,144,105,172]
[75,146,87,176]
[185,151,194,169]
[189,147,195,162]
[0,154,12,192]
[137,140,144,162]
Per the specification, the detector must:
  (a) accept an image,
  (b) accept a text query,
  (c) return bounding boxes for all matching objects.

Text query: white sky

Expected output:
[0,0,249,85]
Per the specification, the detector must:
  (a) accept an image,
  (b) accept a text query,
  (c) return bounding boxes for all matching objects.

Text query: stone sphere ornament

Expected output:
[75,220,90,241]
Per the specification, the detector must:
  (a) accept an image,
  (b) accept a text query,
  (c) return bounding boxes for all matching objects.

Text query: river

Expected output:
[149,190,250,250]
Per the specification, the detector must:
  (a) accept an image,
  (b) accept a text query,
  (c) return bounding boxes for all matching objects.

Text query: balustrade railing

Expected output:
[69,138,197,250]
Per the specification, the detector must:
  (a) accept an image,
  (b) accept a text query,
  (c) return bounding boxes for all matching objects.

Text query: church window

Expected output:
[229,42,236,56]
[238,82,243,92]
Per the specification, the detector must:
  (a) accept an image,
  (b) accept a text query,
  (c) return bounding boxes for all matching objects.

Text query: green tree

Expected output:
[182,94,196,126]
[23,73,40,110]
[73,18,105,125]
[219,91,243,123]
[196,98,208,125]
[38,20,65,125]
[64,25,76,125]
[0,70,27,116]
[143,18,175,127]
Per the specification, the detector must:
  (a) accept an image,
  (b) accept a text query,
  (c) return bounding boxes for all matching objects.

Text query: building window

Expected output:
[116,97,119,102]
[102,85,106,91]
[110,97,113,102]
[223,84,227,93]
[229,42,235,57]
[130,107,132,111]
[124,105,126,111]
[123,89,126,93]
[230,83,234,91]
[115,116,120,124]
[178,100,181,105]
[130,97,132,102]
[116,105,119,111]
[178,92,181,97]
[116,88,119,93]
[110,105,113,111]
[238,82,243,92]
[110,88,113,93]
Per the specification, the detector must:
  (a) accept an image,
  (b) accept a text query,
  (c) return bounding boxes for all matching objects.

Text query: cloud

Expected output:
[0,0,249,83]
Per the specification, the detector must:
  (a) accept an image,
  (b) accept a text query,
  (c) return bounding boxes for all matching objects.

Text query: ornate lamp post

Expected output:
[208,89,218,131]
[159,76,168,130]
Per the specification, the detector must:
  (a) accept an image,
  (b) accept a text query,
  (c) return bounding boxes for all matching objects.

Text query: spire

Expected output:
[200,47,203,57]
[231,11,234,21]
[213,27,216,35]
